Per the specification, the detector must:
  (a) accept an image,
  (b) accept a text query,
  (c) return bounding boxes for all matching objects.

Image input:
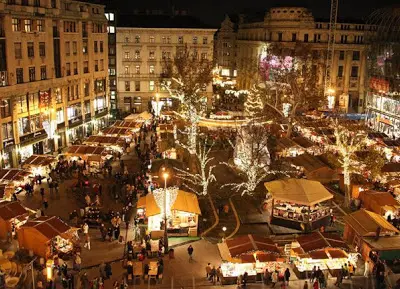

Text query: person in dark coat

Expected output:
[105,263,112,279]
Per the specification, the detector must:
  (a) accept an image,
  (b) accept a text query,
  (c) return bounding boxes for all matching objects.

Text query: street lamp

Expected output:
[163,172,169,253]
[222,226,227,241]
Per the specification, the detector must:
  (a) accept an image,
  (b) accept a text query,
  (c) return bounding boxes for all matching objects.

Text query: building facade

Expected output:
[105,11,117,115]
[215,7,370,113]
[116,14,216,113]
[0,0,109,168]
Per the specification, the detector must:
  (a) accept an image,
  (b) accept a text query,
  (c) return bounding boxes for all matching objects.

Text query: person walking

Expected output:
[43,198,48,210]
[271,271,278,288]
[40,188,45,200]
[105,262,112,279]
[364,260,370,277]
[205,263,211,279]
[313,280,319,289]
[304,281,309,289]
[284,268,291,286]
[82,223,89,235]
[187,245,194,262]
[83,234,91,250]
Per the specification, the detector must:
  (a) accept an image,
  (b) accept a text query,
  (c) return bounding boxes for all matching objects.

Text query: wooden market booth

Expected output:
[112,120,142,133]
[137,190,201,237]
[217,234,283,285]
[265,179,333,231]
[276,137,304,158]
[0,169,31,198]
[17,216,78,258]
[358,190,400,218]
[65,145,113,169]
[101,127,134,142]
[290,232,355,278]
[0,201,29,239]
[84,135,126,153]
[343,209,400,261]
[21,154,57,176]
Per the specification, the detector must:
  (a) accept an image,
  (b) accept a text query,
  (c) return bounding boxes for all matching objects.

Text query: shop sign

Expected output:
[3,139,14,149]
[19,129,47,144]
[68,116,83,127]
[369,77,390,93]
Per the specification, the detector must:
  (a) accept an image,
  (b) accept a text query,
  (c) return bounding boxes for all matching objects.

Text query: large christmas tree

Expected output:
[244,91,263,118]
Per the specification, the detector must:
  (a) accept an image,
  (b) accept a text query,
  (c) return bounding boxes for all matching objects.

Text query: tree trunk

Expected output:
[188,121,197,154]
[343,166,351,208]
[286,121,293,138]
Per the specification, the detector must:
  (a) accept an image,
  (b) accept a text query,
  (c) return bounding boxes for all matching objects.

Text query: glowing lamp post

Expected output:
[162,172,169,252]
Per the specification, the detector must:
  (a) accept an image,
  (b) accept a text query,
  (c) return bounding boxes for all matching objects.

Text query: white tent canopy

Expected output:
[124,111,153,122]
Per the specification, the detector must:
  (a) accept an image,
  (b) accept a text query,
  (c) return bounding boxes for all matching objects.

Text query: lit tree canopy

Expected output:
[244,88,264,118]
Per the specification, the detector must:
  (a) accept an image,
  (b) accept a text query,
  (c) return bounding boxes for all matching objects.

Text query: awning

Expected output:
[264,178,333,206]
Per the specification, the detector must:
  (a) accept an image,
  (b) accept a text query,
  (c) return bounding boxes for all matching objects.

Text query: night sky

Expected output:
[106,0,400,27]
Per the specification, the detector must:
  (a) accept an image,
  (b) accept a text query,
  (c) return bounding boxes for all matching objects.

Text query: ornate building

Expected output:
[116,11,216,113]
[215,7,370,113]
[0,0,109,167]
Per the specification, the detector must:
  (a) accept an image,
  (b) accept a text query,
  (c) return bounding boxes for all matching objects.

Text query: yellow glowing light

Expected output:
[46,266,52,280]
[163,173,169,180]
[327,88,335,95]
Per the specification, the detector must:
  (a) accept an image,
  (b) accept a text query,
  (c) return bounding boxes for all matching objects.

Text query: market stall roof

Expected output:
[382,163,400,173]
[256,253,278,262]
[22,155,57,168]
[292,137,316,148]
[368,132,388,139]
[0,201,28,221]
[158,124,174,132]
[102,127,132,136]
[328,249,348,259]
[21,216,71,241]
[309,250,329,259]
[0,169,30,182]
[113,120,142,130]
[124,111,153,121]
[382,139,400,147]
[344,209,399,237]
[84,135,125,146]
[66,145,109,156]
[359,190,399,208]
[288,154,338,183]
[264,179,333,206]
[276,137,302,151]
[240,254,256,263]
[137,190,201,216]
[297,232,349,252]
[225,234,280,257]
[362,236,400,252]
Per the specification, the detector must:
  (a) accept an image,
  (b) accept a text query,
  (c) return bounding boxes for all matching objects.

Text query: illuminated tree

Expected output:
[162,46,213,154]
[174,140,216,196]
[332,121,367,207]
[244,89,263,117]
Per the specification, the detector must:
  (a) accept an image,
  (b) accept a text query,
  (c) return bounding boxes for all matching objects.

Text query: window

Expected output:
[40,66,46,80]
[65,41,70,56]
[0,99,11,118]
[72,41,77,55]
[84,61,89,73]
[2,123,13,140]
[12,18,21,32]
[94,41,98,53]
[94,60,98,72]
[135,35,140,43]
[124,66,129,74]
[149,81,155,91]
[100,41,103,53]
[135,65,140,74]
[292,33,297,41]
[56,109,64,124]
[39,42,45,57]
[37,19,44,32]
[124,52,130,59]
[135,50,140,59]
[352,51,360,61]
[73,62,78,74]
[63,21,77,33]
[66,63,71,76]
[351,66,359,77]
[100,59,104,71]
[203,37,208,44]
[201,53,207,59]
[109,68,116,76]
[340,35,348,44]
[223,42,228,48]
[108,26,115,33]
[125,81,130,91]
[105,13,114,21]
[278,33,283,41]
[304,33,309,42]
[82,40,88,54]
[149,51,155,59]
[162,51,167,59]
[125,37,129,43]
[27,42,34,58]
[149,36,155,43]
[339,50,345,60]
[29,67,35,82]
[162,36,166,44]
[24,19,32,32]
[337,65,343,77]
[167,36,171,44]
[149,65,155,74]
[34,0,40,7]
[313,34,321,42]
[14,43,22,59]
[192,36,198,44]
[178,36,183,44]
[84,82,90,96]
[16,68,23,84]
[54,88,62,103]
[135,81,140,91]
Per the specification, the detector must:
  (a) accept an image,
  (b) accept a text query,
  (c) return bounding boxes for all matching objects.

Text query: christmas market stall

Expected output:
[217,234,283,285]
[101,127,134,142]
[288,153,339,184]
[0,201,29,240]
[293,137,321,155]
[124,111,153,123]
[276,138,304,158]
[17,216,78,258]
[21,154,57,177]
[343,209,400,261]
[64,145,113,170]
[264,179,333,231]
[358,190,399,218]
[290,232,355,279]
[112,120,142,133]
[0,184,17,201]
[84,135,126,153]
[136,188,201,237]
[381,163,400,181]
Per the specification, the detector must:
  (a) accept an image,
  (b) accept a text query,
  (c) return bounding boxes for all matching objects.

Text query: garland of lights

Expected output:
[152,186,179,217]
[244,91,264,118]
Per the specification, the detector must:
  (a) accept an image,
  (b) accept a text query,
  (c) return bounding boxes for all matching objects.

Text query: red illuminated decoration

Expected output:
[369,77,390,93]
[39,90,51,108]
[260,53,293,81]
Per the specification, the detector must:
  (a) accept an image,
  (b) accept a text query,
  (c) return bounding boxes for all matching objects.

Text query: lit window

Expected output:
[149,81,155,91]
[24,19,32,32]
[221,69,230,76]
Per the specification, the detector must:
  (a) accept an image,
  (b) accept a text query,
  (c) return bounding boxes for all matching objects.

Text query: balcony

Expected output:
[118,73,162,80]
[122,58,142,63]
[68,115,83,127]
[95,108,108,118]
